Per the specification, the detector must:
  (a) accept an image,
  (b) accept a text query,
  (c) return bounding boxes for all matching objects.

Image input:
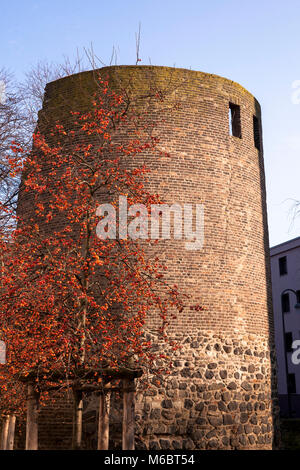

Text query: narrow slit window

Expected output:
[228,103,242,138]
[253,115,261,150]
[285,332,293,352]
[281,293,290,313]
[279,256,288,276]
[288,373,296,394]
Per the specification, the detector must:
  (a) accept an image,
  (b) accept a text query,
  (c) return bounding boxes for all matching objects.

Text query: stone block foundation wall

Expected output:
[135,332,279,450]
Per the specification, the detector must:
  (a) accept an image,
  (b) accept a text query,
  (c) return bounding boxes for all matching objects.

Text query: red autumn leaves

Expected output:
[0,77,183,414]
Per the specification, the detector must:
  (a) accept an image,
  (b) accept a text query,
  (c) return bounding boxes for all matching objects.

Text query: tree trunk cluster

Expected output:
[1,378,136,450]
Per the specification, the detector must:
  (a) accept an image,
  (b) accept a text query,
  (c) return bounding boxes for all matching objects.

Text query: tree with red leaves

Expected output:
[0,76,183,449]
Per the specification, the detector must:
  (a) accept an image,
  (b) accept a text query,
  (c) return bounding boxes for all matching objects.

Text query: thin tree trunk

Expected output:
[1,415,9,450]
[26,383,39,450]
[97,385,110,450]
[7,414,16,450]
[72,389,83,450]
[122,378,135,450]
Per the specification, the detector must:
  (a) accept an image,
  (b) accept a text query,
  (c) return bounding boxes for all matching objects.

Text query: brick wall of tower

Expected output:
[17,66,280,449]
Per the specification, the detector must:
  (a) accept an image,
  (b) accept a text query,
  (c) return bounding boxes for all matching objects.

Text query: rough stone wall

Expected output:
[135,332,278,450]
[17,66,280,449]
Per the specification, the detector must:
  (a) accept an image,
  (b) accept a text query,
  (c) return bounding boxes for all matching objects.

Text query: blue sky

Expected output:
[1,0,300,246]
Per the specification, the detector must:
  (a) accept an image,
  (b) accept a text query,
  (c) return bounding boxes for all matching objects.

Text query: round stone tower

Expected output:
[21,66,280,449]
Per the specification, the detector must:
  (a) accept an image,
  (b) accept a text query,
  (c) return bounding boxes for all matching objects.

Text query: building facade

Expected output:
[270,236,300,418]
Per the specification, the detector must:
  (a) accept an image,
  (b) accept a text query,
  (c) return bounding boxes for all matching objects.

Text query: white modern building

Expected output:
[270,236,300,417]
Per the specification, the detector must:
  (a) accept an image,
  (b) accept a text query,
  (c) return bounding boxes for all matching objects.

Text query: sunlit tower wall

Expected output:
[19,66,280,450]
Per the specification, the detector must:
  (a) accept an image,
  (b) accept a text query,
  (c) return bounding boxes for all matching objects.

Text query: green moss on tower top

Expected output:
[42,65,260,120]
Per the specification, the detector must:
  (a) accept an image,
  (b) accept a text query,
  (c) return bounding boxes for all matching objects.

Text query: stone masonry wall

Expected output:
[135,331,279,450]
